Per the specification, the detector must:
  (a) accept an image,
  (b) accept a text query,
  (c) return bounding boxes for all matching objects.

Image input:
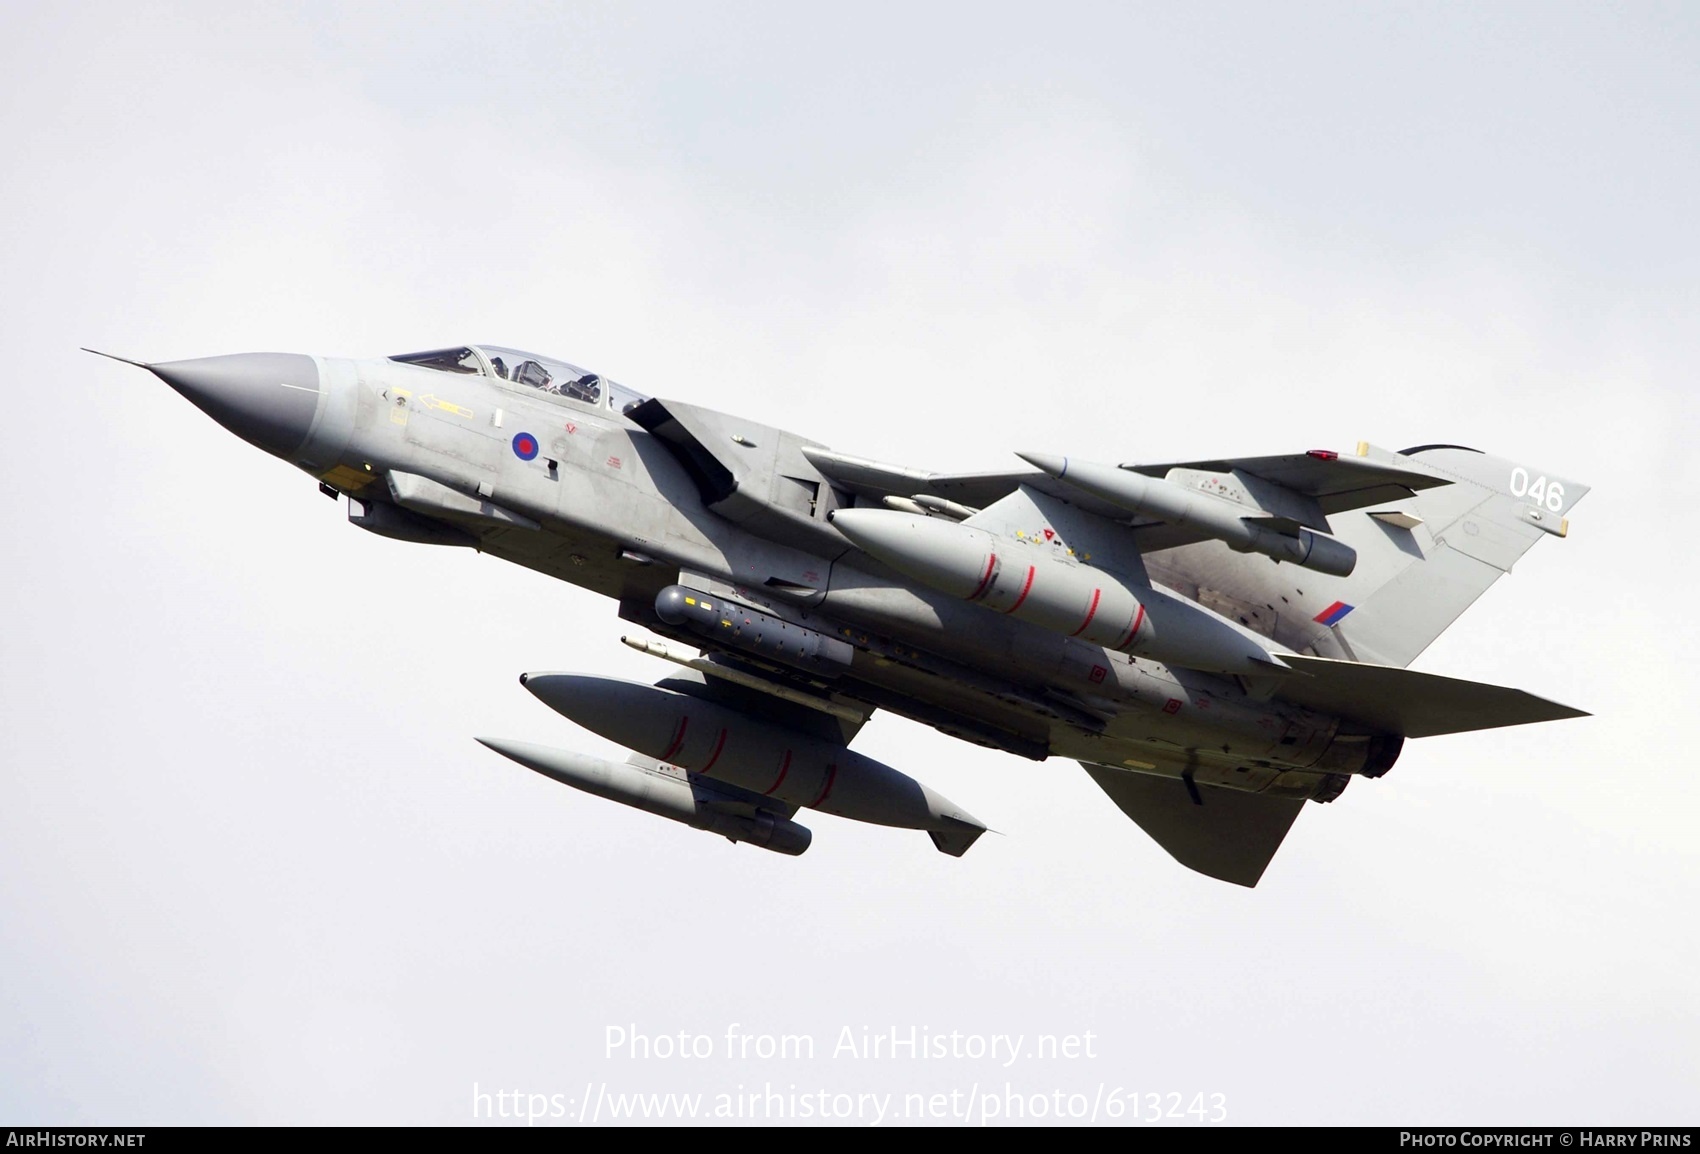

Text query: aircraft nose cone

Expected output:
[149,352,321,457]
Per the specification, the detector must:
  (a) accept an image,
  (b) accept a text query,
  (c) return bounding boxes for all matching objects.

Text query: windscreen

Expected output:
[387,347,484,375]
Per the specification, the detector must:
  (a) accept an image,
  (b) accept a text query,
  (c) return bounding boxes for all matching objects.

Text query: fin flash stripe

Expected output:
[1314,601,1354,627]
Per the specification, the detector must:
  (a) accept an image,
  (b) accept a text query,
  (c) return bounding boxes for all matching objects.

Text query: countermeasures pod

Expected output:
[1020,453,1357,577]
[828,509,1285,675]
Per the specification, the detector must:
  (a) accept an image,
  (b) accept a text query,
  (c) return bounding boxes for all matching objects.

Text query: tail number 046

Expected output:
[1509,467,1565,512]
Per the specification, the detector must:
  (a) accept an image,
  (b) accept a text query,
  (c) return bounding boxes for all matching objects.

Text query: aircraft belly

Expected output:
[1068,739,1344,805]
[1047,702,1331,773]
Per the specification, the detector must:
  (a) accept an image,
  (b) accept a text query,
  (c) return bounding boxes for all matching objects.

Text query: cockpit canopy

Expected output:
[387,345,649,414]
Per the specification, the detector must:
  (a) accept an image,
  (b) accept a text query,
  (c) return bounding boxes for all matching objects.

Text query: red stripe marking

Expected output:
[1071,588,1102,636]
[1003,565,1036,614]
[1116,604,1147,650]
[700,728,728,773]
[809,764,838,808]
[968,552,998,601]
[763,750,792,796]
[660,715,689,762]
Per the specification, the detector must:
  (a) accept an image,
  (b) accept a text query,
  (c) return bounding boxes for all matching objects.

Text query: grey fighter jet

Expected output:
[90,343,1589,885]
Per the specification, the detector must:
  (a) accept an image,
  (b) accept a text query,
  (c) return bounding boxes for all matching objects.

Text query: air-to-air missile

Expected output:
[827,507,1288,675]
[477,738,814,855]
[516,673,986,856]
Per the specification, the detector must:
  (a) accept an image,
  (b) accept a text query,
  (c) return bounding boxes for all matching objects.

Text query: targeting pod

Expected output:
[655,585,853,674]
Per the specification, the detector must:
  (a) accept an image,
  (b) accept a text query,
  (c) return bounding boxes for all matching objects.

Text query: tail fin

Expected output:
[1307,444,1587,668]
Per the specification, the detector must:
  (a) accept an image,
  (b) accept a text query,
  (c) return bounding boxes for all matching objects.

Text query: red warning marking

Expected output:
[606,456,623,469]
[1089,664,1107,684]
[764,750,793,796]
[1042,528,1055,542]
[700,728,728,773]
[1162,698,1182,715]
[1115,604,1147,649]
[1071,588,1102,636]
[809,764,838,808]
[1003,565,1036,614]
[564,422,577,434]
[660,716,689,762]
[968,552,998,601]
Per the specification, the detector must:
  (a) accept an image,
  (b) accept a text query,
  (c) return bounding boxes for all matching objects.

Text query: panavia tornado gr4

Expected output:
[91,343,1589,885]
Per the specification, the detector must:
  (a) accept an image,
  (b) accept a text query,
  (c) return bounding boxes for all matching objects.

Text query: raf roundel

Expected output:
[512,431,540,461]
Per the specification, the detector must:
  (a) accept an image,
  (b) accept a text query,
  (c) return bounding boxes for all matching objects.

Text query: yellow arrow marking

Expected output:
[420,394,474,418]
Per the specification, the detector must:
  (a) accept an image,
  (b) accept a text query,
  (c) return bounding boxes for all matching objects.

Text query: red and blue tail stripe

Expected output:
[1313,601,1354,627]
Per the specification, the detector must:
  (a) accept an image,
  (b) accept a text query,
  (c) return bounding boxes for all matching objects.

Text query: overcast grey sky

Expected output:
[2,1,1696,1125]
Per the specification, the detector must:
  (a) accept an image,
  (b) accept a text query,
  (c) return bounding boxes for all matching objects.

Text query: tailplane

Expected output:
[1082,764,1304,887]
